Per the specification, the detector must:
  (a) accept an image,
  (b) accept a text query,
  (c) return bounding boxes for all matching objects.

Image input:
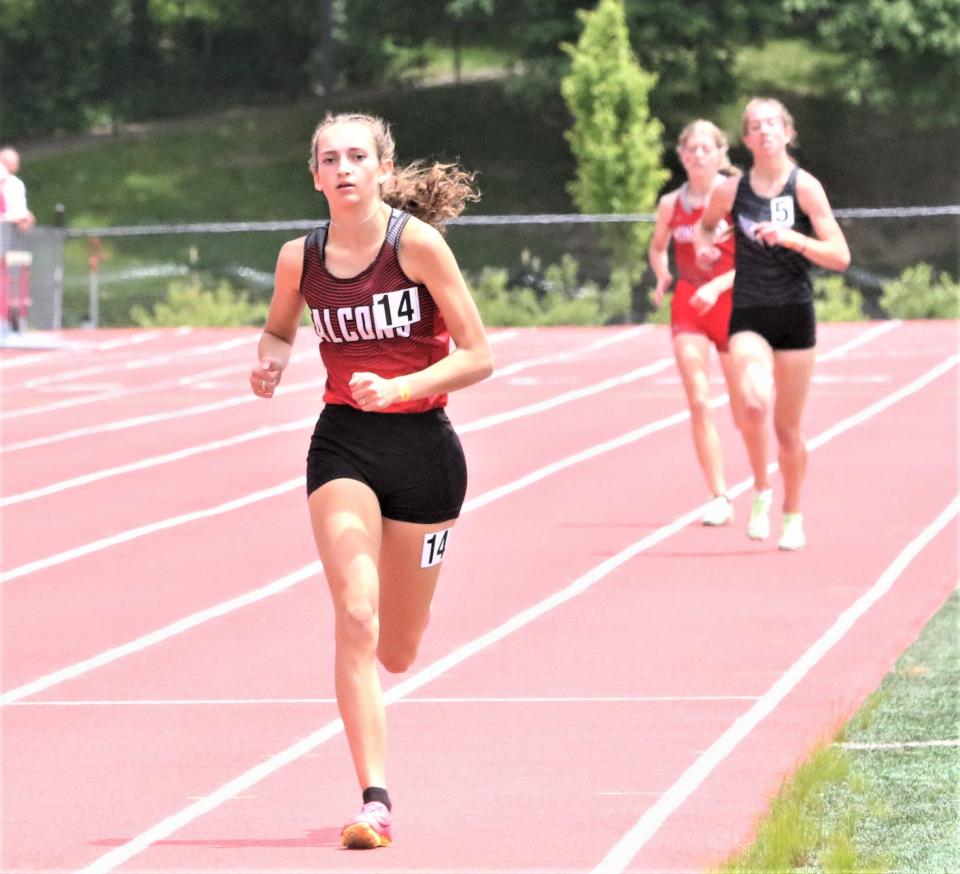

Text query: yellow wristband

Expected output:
[398,379,411,402]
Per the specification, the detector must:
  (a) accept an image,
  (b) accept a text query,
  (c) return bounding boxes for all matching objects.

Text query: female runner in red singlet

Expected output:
[648,119,742,526]
[249,113,492,849]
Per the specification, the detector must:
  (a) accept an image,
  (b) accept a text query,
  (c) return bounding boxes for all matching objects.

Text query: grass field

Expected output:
[720,591,960,873]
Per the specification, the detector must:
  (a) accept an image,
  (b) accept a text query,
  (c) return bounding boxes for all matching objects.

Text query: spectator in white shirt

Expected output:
[0,147,36,231]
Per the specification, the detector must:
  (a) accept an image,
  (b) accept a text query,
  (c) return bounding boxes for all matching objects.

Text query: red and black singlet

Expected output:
[300,208,450,413]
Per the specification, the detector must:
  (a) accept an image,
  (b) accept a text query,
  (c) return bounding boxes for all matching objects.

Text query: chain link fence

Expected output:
[1,224,66,334]
[5,206,957,331]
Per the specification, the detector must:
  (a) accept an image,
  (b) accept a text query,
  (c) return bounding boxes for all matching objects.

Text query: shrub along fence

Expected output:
[7,206,957,330]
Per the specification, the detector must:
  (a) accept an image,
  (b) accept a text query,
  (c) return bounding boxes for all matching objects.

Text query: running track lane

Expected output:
[0,332,679,686]
[1,320,885,684]
[1,322,957,872]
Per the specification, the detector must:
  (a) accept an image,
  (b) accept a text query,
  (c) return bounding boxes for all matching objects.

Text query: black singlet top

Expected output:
[731,166,814,307]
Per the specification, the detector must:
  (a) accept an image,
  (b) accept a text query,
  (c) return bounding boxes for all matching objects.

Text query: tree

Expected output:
[785,0,960,123]
[497,0,785,118]
[327,0,499,88]
[446,0,496,82]
[561,0,668,295]
[0,0,120,137]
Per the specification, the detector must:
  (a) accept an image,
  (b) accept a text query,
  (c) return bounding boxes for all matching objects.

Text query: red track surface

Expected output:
[1,322,957,873]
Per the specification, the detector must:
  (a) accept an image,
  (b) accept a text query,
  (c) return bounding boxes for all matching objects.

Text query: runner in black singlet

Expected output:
[695,98,850,551]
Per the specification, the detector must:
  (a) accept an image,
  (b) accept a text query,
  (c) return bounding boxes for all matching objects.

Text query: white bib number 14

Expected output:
[421,528,451,568]
[373,286,421,331]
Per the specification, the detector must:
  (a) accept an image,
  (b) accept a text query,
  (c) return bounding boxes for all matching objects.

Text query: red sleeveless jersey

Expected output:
[669,186,735,285]
[300,209,450,413]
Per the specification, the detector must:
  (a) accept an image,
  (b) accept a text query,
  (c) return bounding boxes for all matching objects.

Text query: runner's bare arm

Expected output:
[382,217,493,401]
[649,191,678,306]
[251,237,307,394]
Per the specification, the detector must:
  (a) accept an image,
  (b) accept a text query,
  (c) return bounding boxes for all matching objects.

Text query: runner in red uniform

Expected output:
[649,119,741,526]
[249,113,492,848]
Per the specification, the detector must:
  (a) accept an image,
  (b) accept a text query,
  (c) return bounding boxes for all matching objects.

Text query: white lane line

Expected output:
[8,694,761,707]
[460,358,673,432]
[98,330,189,350]
[0,376,326,455]
[0,350,73,370]
[658,374,893,386]
[0,358,676,548]
[0,400,693,698]
[837,740,960,750]
[35,382,123,393]
[12,343,946,587]
[817,320,901,361]
[805,355,956,451]
[489,325,650,380]
[0,330,176,372]
[462,408,693,511]
[73,354,956,874]
[4,368,236,420]
[0,322,930,587]
[0,418,315,508]
[4,338,273,420]
[0,327,630,454]
[593,494,959,873]
[0,398,680,585]
[0,564,321,706]
[21,335,258,389]
[0,407,693,592]
[0,478,304,585]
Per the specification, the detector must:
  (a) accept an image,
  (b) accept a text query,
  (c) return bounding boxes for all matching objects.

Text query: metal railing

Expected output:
[4,205,957,331]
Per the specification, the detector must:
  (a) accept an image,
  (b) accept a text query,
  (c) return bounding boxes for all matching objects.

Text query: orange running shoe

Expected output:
[341,801,392,849]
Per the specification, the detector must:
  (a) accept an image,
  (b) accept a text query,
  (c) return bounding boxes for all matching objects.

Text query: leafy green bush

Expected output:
[880,263,959,319]
[468,267,541,326]
[643,289,672,325]
[467,252,630,326]
[814,274,866,322]
[131,276,269,327]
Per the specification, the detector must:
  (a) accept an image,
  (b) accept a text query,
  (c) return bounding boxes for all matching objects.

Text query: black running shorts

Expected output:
[306,404,467,524]
[728,301,817,351]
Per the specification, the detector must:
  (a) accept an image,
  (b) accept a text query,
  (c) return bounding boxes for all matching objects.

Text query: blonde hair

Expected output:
[308,113,479,232]
[741,98,797,146]
[676,119,740,177]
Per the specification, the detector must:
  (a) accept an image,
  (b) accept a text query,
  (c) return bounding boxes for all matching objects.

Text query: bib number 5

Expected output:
[770,196,795,228]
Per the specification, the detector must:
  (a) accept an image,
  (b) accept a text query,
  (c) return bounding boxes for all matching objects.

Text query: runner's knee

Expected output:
[774,421,805,453]
[740,363,772,416]
[335,600,379,654]
[378,637,419,674]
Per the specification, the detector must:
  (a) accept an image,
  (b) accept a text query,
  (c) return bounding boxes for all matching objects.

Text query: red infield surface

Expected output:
[1,321,957,873]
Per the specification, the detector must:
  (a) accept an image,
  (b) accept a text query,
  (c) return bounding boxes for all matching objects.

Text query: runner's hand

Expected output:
[653,272,673,307]
[250,358,282,399]
[753,222,794,247]
[690,282,721,314]
[350,372,403,411]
